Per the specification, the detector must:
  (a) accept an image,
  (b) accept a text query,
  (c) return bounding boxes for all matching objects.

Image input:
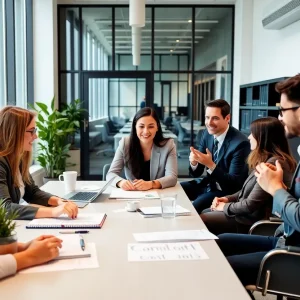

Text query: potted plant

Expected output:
[31,98,76,180]
[0,200,18,255]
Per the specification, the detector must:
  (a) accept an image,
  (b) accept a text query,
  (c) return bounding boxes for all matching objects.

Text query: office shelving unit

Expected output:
[239,77,287,135]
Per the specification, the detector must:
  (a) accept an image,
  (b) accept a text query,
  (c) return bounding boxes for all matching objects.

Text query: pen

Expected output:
[59,230,89,234]
[80,235,85,251]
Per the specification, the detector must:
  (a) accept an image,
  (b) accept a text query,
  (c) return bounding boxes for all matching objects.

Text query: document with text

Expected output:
[109,189,160,200]
[133,229,218,242]
[128,242,209,262]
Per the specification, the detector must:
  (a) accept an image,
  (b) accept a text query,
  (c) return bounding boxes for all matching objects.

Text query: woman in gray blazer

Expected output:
[107,107,177,190]
[200,117,296,235]
[0,106,78,220]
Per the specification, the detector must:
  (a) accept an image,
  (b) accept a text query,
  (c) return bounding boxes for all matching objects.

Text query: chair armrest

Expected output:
[288,246,300,253]
[269,217,283,222]
[249,220,282,236]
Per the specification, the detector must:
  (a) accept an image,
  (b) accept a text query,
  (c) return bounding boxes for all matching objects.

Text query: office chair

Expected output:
[246,218,300,300]
[173,120,192,158]
[96,123,115,156]
[102,163,125,181]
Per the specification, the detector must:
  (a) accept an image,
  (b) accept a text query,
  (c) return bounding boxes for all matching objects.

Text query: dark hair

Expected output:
[247,117,296,171]
[206,99,230,118]
[126,107,169,178]
[275,74,300,104]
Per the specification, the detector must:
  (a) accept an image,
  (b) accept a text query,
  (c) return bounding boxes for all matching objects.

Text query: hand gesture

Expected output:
[24,235,63,266]
[132,179,152,191]
[214,202,226,211]
[51,201,78,219]
[189,147,198,166]
[118,180,136,191]
[211,197,228,210]
[255,160,285,195]
[190,147,214,169]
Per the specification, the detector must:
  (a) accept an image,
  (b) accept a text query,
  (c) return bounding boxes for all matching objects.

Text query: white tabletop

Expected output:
[1,182,250,300]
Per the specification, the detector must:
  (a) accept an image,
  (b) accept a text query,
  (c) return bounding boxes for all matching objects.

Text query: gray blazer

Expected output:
[223,157,294,225]
[106,137,178,189]
[0,157,52,220]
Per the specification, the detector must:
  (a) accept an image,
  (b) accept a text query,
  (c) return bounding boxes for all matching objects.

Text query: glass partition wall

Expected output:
[58,5,234,179]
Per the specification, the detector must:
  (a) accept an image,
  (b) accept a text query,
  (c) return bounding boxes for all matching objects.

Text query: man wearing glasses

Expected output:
[216,74,300,299]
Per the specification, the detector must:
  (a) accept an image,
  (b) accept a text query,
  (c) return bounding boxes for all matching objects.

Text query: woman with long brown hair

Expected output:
[0,106,78,220]
[200,117,296,235]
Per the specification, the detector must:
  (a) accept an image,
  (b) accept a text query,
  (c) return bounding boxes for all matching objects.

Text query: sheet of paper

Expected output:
[109,189,159,199]
[133,229,218,242]
[19,243,98,274]
[128,242,209,261]
[139,205,190,215]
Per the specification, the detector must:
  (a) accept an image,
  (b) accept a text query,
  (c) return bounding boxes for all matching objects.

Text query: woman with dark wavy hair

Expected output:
[107,107,177,190]
[200,117,296,235]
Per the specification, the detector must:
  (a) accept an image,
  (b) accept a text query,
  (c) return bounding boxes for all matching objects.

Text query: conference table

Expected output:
[1,182,250,300]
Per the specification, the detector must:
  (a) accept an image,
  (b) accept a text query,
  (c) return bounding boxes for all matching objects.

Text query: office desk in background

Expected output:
[1,182,250,300]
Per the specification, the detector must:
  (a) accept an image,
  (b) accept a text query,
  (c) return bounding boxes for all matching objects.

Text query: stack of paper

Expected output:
[137,205,191,218]
[133,229,218,242]
[109,189,160,200]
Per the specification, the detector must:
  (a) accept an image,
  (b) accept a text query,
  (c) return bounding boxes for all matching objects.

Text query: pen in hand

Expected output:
[80,235,85,251]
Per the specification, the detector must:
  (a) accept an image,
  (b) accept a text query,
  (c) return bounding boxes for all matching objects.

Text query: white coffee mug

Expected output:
[59,171,77,193]
[126,201,140,212]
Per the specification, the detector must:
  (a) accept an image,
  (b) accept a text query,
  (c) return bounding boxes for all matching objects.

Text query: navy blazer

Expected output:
[189,126,251,195]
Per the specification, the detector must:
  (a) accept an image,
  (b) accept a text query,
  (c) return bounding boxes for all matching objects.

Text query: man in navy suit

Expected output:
[181,99,251,214]
[217,74,300,295]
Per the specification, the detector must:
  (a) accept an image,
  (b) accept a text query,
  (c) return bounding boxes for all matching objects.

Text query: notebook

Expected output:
[64,177,115,204]
[26,213,107,229]
[137,205,191,218]
[55,234,91,260]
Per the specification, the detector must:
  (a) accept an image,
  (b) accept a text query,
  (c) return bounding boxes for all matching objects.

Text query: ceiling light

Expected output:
[188,20,192,23]
[129,0,145,28]
[170,50,173,52]
[176,40,179,42]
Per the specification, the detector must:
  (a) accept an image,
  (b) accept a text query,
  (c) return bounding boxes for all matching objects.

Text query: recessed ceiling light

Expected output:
[188,20,192,23]
[176,39,180,42]
[170,49,173,52]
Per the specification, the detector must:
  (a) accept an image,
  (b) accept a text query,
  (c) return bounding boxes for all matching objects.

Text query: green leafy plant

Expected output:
[31,98,76,178]
[0,200,18,238]
[60,99,87,150]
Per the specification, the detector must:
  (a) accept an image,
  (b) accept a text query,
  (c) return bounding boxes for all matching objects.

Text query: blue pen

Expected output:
[59,230,89,234]
[80,235,85,251]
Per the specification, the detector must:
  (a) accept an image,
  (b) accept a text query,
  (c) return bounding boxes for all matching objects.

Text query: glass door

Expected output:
[81,71,152,180]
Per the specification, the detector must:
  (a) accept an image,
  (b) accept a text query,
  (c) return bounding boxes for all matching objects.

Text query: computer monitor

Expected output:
[177,106,188,116]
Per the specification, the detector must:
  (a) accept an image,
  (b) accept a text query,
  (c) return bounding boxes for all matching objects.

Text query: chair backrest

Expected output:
[195,129,205,148]
[102,164,111,180]
[100,124,109,143]
[173,121,186,143]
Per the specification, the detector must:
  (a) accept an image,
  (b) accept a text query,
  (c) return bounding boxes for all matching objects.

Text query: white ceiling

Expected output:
[62,2,234,55]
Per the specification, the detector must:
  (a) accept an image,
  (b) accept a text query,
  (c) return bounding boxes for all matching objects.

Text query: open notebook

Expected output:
[137,205,191,218]
[26,213,107,229]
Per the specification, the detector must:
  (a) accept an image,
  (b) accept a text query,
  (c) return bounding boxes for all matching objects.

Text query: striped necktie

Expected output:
[213,138,219,163]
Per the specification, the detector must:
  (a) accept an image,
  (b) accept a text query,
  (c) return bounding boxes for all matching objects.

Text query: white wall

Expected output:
[251,0,300,82]
[33,0,58,108]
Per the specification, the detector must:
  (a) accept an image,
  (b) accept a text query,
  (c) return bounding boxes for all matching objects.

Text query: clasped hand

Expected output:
[119,179,152,191]
[210,197,229,211]
[189,147,214,168]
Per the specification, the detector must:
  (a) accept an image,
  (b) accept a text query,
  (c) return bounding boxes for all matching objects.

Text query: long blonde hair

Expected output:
[0,106,36,187]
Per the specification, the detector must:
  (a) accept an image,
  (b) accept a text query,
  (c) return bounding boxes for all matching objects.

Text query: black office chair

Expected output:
[246,218,300,300]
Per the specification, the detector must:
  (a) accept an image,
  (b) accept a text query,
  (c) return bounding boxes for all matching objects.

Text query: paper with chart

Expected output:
[19,235,99,274]
[133,229,218,242]
[128,242,209,262]
[109,189,160,200]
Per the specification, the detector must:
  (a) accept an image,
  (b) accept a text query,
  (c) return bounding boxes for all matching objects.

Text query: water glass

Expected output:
[161,193,177,218]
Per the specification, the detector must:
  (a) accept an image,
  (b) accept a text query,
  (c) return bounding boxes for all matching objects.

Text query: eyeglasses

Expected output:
[26,128,37,136]
[278,105,300,117]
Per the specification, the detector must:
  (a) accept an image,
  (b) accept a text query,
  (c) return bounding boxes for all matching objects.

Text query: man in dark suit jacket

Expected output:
[181,99,251,213]
[216,74,300,291]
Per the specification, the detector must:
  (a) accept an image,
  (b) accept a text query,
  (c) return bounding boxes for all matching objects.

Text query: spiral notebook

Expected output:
[26,213,107,229]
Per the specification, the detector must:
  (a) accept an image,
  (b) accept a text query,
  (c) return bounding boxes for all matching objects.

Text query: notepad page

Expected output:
[26,213,106,228]
[139,205,190,215]
[109,189,159,199]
